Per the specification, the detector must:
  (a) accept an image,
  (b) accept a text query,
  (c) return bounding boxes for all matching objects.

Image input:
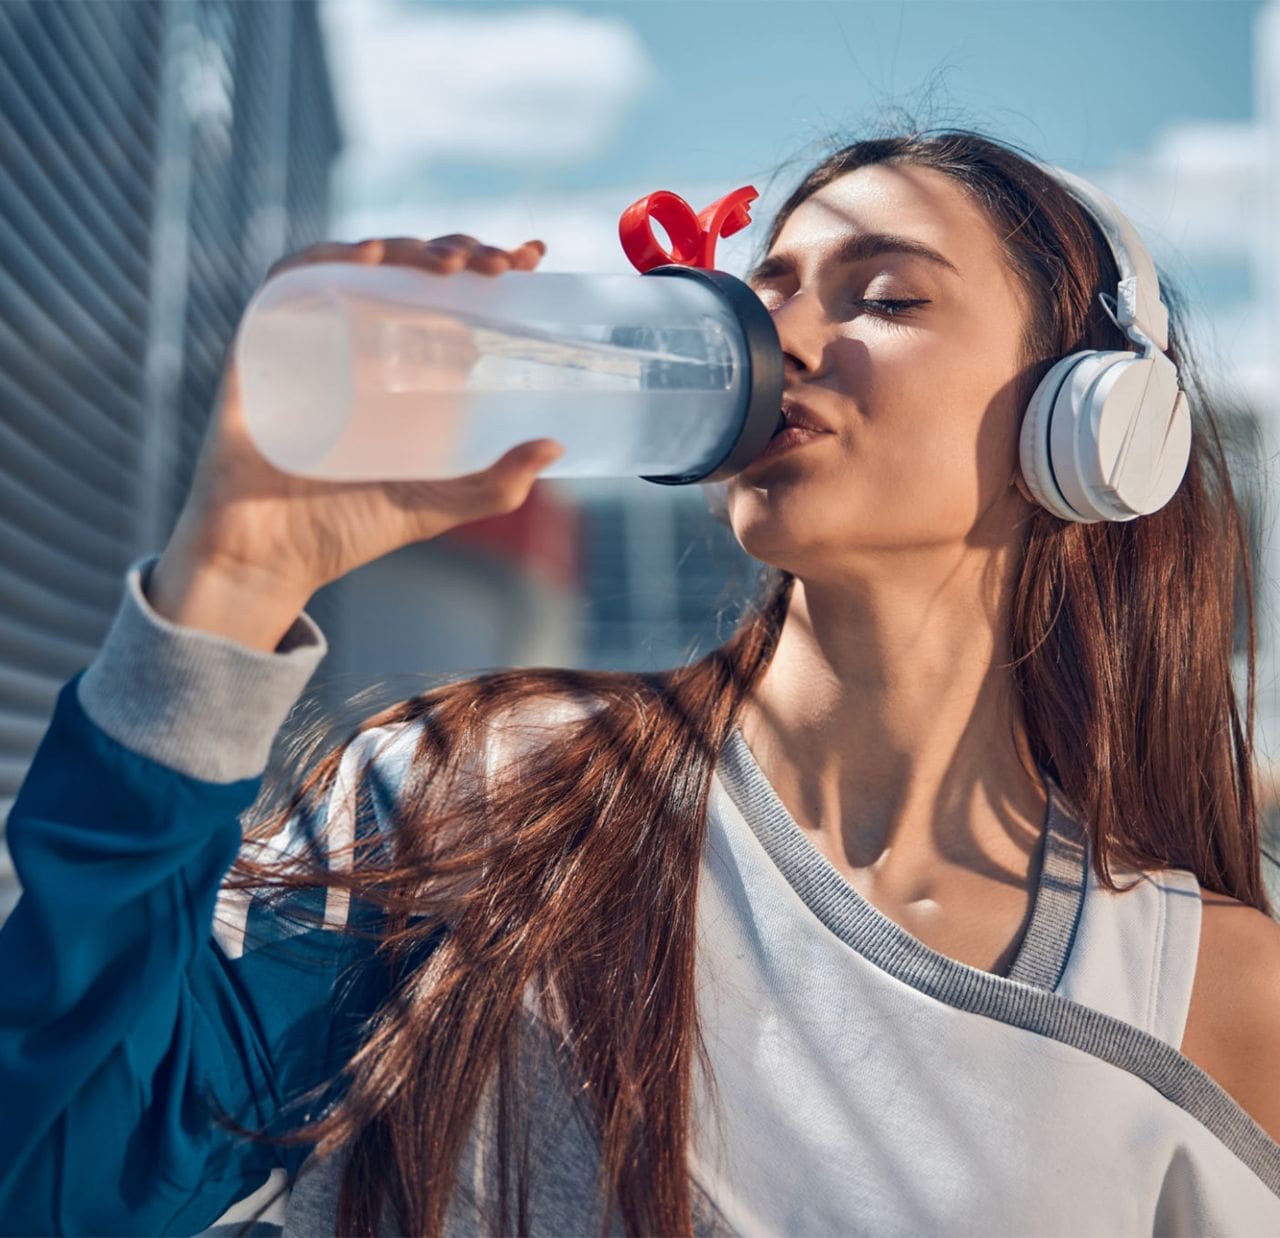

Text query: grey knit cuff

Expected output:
[76,554,329,784]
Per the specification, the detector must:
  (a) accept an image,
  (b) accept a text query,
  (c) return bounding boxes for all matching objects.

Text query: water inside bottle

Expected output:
[241,286,747,481]
[340,300,744,478]
[306,385,741,479]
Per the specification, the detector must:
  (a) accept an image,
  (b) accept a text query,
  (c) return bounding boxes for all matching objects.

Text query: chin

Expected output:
[728,503,826,575]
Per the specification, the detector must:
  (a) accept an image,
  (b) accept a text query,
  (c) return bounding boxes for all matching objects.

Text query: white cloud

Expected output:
[1080,121,1265,267]
[318,0,656,192]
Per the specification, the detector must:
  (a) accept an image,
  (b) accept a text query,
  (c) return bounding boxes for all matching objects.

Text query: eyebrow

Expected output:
[745,231,961,284]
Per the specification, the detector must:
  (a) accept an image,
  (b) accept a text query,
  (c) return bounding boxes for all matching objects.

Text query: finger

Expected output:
[477,438,565,483]
[425,234,482,250]
[263,233,539,298]
[506,239,546,271]
[390,439,568,543]
[268,235,528,283]
[350,238,386,263]
[381,236,469,272]
[502,438,565,468]
[478,439,566,512]
[464,244,514,275]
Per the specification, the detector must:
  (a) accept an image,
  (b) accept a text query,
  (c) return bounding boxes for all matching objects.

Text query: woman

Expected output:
[3,128,1279,1236]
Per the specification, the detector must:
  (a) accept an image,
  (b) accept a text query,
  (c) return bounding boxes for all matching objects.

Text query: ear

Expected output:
[1011,466,1038,507]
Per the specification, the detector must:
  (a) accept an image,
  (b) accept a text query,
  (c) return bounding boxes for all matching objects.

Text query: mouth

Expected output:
[750,407,833,465]
[767,398,835,439]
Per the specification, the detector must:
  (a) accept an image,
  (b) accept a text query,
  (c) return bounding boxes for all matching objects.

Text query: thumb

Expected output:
[476,438,566,512]
[494,437,565,475]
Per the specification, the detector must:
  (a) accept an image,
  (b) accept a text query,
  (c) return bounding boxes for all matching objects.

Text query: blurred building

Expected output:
[0,0,587,920]
[0,0,339,913]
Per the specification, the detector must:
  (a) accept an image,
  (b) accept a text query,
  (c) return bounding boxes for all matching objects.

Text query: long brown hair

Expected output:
[229,126,1272,1236]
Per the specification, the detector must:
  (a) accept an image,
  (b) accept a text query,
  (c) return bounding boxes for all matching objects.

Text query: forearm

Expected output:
[0,556,334,1231]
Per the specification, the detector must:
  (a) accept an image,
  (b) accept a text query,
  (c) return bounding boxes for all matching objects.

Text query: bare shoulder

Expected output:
[1180,884,1280,1145]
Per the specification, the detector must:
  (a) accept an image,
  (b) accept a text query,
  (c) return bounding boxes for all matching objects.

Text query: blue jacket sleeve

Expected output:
[0,556,411,1235]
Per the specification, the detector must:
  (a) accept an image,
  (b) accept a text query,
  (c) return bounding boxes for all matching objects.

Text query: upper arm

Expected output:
[1182,889,1280,1146]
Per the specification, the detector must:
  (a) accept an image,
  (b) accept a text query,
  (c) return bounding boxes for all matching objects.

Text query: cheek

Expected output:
[727,434,976,562]
[858,345,997,492]
[726,329,1029,560]
[868,334,1026,489]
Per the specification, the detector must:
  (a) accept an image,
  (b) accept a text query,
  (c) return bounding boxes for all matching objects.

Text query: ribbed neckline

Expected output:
[707,726,1280,1196]
[715,725,1090,993]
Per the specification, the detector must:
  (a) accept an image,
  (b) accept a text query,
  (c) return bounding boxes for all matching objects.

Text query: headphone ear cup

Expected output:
[1020,352,1096,522]
[1022,348,1190,523]
[1049,350,1136,521]
[1086,351,1190,518]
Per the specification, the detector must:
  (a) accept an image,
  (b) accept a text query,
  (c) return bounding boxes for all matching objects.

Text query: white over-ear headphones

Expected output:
[702,163,1192,528]
[1019,164,1191,523]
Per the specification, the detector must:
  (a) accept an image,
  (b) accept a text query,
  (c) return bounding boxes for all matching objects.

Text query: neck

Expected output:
[738,554,1047,901]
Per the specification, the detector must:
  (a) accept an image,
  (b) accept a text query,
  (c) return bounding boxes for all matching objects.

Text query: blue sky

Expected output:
[395,0,1263,195]
[317,0,1276,397]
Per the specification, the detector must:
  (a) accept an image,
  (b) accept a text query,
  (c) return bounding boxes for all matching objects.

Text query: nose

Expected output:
[768,292,824,377]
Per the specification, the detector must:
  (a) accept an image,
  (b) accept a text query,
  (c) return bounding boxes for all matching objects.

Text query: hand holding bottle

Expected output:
[149,235,564,652]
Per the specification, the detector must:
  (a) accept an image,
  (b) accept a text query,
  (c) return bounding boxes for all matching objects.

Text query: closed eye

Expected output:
[855,298,930,319]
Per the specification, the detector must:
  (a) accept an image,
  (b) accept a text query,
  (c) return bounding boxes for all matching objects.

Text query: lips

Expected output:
[773,398,834,437]
[749,395,835,467]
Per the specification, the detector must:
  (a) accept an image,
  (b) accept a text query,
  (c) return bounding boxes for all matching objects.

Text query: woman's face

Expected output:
[727,162,1038,579]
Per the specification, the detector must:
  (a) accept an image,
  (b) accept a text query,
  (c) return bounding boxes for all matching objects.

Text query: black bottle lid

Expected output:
[637,264,783,486]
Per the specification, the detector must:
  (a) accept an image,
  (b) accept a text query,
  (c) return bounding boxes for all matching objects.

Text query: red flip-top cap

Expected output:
[619,185,758,272]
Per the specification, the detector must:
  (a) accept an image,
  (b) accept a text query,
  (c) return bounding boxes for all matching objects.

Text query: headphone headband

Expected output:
[1037,163,1170,353]
[1019,163,1190,524]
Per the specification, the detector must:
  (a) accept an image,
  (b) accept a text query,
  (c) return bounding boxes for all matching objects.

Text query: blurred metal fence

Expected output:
[0,0,341,913]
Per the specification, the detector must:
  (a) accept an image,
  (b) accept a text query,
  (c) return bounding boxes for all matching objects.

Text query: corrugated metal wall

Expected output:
[0,0,342,914]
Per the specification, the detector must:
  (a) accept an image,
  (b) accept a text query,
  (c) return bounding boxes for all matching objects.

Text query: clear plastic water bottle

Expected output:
[234,261,783,485]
